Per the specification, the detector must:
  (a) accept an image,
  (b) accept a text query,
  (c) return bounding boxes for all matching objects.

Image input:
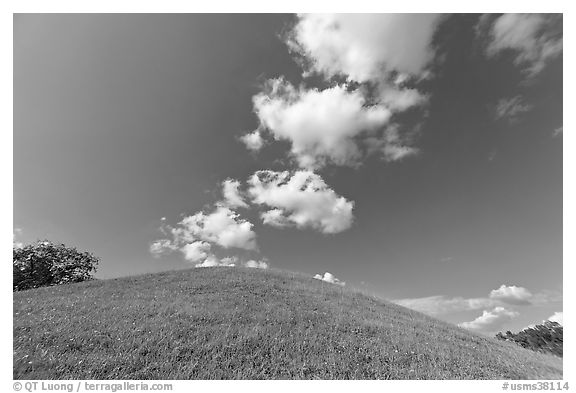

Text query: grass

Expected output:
[14,267,562,379]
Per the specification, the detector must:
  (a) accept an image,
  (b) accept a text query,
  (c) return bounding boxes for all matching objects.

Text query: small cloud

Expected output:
[221,179,248,208]
[313,272,345,286]
[149,239,177,258]
[489,284,532,305]
[440,257,454,263]
[13,228,24,248]
[552,126,562,137]
[244,259,269,269]
[393,295,496,316]
[195,255,236,268]
[260,209,291,228]
[240,130,265,152]
[482,13,562,77]
[494,95,532,122]
[248,170,354,234]
[180,241,211,263]
[547,311,563,325]
[178,206,257,251]
[459,306,519,333]
[288,14,443,82]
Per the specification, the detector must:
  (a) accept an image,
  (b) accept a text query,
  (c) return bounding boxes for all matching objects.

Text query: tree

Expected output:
[13,240,99,291]
[495,321,563,357]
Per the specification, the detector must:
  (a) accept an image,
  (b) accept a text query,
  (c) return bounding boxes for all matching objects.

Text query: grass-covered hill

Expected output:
[13,267,562,380]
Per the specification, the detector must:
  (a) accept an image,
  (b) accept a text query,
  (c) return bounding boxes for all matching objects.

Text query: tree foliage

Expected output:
[13,240,99,291]
[496,321,563,357]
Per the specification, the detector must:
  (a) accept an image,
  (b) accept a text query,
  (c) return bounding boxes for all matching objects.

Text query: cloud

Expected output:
[244,259,269,269]
[314,272,345,286]
[13,228,24,249]
[252,79,392,169]
[178,206,257,250]
[221,179,248,208]
[288,14,443,82]
[240,130,265,151]
[393,295,497,316]
[483,13,562,76]
[552,126,562,137]
[195,255,236,268]
[547,311,563,325]
[248,170,354,234]
[459,306,519,332]
[494,96,533,121]
[395,284,541,316]
[489,284,533,305]
[149,239,178,257]
[364,126,419,162]
[181,241,211,263]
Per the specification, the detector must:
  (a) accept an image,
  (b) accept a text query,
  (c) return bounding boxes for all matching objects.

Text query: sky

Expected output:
[13,13,563,335]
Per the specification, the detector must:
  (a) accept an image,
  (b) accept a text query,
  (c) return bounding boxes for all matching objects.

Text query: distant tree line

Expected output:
[496,321,563,357]
[13,240,99,291]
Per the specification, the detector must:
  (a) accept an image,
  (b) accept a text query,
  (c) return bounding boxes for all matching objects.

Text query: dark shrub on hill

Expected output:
[13,241,99,291]
[496,321,563,357]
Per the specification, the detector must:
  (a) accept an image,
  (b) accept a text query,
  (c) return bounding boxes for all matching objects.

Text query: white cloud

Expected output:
[244,259,269,269]
[252,79,392,169]
[248,170,354,234]
[260,209,291,228]
[221,179,248,208]
[195,255,236,268]
[393,296,497,316]
[494,95,532,121]
[364,126,419,162]
[459,307,519,332]
[13,228,24,249]
[314,272,345,286]
[484,13,562,76]
[179,206,257,250]
[149,239,178,257]
[240,130,265,151]
[552,126,562,137]
[395,284,540,316]
[547,311,563,325]
[181,241,211,263]
[489,284,533,305]
[288,14,442,82]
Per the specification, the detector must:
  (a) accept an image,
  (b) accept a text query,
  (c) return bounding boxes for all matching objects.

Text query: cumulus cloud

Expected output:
[181,241,211,263]
[244,259,269,269]
[393,296,497,316]
[395,284,540,316]
[483,13,562,76]
[547,311,563,325]
[494,95,533,121]
[240,130,265,151]
[149,238,178,257]
[195,255,237,268]
[489,284,533,305]
[314,272,345,286]
[179,206,257,250]
[252,79,392,168]
[150,203,259,267]
[459,307,519,332]
[288,14,443,82]
[221,179,248,208]
[260,209,291,228]
[248,170,354,234]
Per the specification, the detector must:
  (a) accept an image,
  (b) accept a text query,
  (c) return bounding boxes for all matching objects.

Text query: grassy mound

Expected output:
[13,267,562,379]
